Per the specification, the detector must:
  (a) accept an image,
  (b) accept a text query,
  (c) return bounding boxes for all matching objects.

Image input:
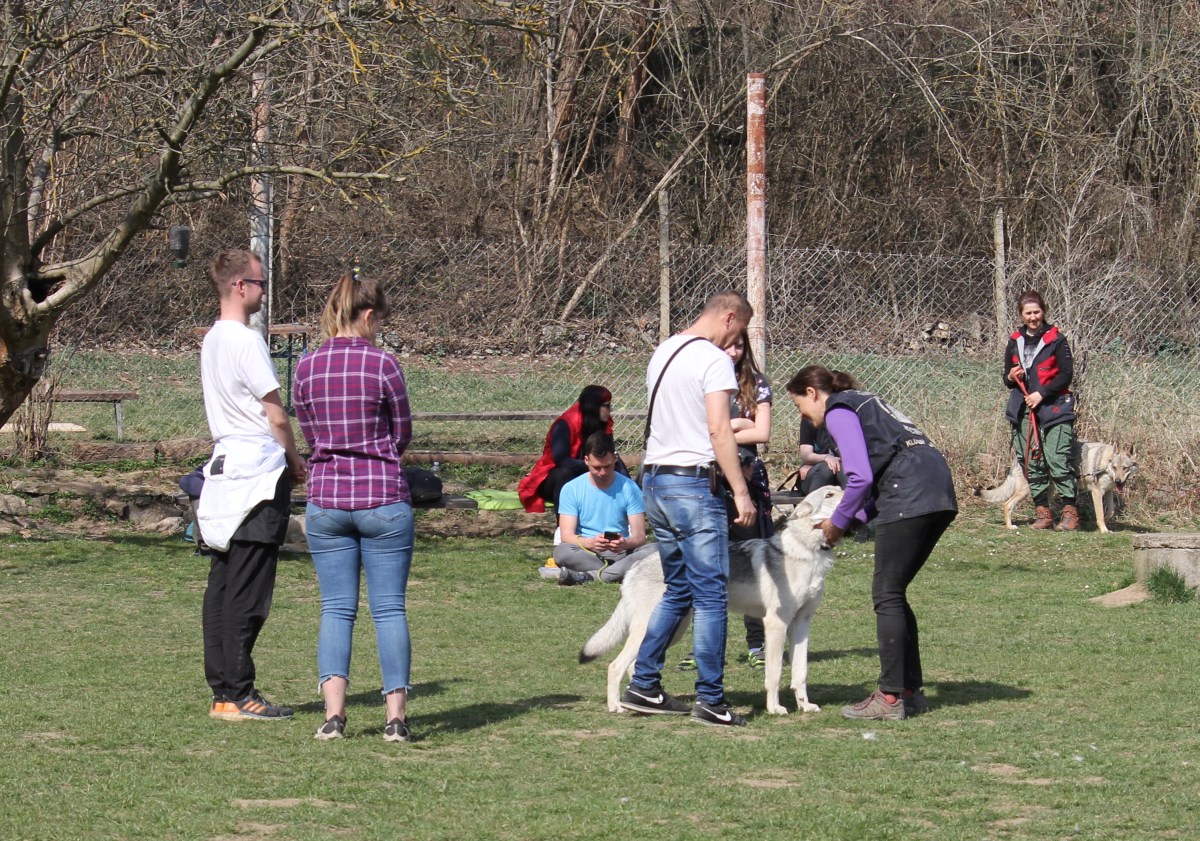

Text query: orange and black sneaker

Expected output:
[209,699,240,720]
[221,690,294,720]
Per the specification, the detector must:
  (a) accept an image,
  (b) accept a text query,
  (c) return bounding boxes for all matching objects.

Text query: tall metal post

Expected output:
[249,66,273,337]
[993,204,1008,343]
[658,189,671,341]
[746,73,767,367]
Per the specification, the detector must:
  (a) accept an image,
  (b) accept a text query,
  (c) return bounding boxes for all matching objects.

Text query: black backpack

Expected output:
[404,466,443,504]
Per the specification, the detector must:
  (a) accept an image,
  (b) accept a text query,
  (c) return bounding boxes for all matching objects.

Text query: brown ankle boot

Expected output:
[1031,505,1054,529]
[1058,504,1080,531]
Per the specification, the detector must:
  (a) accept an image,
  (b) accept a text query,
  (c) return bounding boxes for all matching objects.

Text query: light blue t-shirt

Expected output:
[558,472,645,538]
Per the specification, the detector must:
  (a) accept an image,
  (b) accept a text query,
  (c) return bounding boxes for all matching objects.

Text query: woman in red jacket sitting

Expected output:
[518,385,615,513]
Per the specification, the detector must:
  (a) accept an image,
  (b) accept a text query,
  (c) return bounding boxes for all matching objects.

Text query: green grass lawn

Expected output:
[2,507,1198,840]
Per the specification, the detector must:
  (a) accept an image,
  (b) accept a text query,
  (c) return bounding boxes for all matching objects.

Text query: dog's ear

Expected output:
[793,501,813,520]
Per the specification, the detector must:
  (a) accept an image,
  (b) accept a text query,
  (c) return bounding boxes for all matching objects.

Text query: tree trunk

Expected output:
[0,77,46,429]
[0,314,55,429]
[614,6,661,176]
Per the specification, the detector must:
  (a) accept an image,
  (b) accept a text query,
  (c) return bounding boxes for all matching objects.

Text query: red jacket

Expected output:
[517,404,613,512]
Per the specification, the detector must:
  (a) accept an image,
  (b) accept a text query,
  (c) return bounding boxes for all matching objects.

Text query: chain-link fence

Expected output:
[46,233,1200,506]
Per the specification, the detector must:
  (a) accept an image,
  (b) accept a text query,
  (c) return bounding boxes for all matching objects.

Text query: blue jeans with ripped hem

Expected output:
[306,501,414,695]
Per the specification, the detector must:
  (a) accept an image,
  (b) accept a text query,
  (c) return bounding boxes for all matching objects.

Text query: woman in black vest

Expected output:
[1003,289,1077,530]
[787,366,957,720]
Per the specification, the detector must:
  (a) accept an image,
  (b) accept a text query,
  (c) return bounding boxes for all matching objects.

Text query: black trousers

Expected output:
[798,462,847,495]
[202,473,291,701]
[537,464,587,511]
[727,459,774,649]
[871,510,956,693]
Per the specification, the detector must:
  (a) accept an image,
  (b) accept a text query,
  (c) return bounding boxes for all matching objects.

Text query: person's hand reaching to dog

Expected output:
[815,518,844,547]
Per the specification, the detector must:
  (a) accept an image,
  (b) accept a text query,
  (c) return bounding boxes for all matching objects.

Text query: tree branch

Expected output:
[556,32,841,322]
[32,13,284,314]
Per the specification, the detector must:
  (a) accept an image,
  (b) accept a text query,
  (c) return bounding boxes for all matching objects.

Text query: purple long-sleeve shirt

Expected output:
[294,337,412,510]
[825,406,875,531]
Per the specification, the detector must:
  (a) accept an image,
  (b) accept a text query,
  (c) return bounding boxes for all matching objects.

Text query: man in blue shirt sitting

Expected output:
[555,433,657,585]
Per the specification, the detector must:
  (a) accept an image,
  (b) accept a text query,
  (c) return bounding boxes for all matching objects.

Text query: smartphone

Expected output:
[603,530,620,540]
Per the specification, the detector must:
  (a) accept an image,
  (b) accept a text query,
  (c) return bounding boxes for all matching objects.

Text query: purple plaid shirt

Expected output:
[294,337,412,510]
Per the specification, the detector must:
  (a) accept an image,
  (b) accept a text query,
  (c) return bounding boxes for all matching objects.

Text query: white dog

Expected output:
[578,485,843,716]
[975,441,1137,533]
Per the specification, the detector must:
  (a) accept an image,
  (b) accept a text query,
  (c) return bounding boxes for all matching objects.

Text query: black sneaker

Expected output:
[690,699,748,727]
[619,684,691,715]
[231,690,294,720]
[384,718,413,742]
[314,715,346,740]
[558,568,595,586]
[903,689,930,717]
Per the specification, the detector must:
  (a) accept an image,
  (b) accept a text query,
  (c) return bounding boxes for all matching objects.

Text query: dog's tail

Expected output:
[973,461,1022,503]
[578,593,634,664]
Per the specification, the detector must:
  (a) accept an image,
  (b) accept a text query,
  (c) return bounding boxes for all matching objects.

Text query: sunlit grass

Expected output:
[2,511,1199,839]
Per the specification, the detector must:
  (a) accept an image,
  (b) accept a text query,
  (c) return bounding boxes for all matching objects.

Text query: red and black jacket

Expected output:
[516,404,613,513]
[1002,324,1075,430]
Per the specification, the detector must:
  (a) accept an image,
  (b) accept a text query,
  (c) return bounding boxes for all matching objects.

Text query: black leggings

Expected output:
[871,510,956,693]
[537,464,587,511]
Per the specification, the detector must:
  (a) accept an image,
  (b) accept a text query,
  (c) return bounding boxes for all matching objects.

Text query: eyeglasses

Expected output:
[239,278,268,292]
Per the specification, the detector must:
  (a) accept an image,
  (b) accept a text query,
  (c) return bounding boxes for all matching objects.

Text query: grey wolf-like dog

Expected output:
[578,486,843,715]
[975,441,1137,533]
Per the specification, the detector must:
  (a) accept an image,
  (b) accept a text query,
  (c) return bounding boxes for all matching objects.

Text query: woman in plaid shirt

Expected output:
[294,272,415,743]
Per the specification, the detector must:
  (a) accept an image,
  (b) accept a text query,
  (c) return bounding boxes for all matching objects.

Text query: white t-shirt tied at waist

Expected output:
[197,437,286,552]
[643,334,737,468]
[197,319,288,551]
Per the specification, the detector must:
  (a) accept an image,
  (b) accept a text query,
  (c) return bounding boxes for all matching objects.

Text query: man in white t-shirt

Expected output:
[554,433,657,585]
[620,290,755,727]
[198,249,305,722]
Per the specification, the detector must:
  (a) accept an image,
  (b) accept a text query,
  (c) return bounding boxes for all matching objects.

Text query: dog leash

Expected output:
[1015,376,1041,479]
[638,336,706,482]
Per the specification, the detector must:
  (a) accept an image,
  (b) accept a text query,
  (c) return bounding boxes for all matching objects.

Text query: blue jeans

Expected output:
[631,473,730,704]
[306,501,415,694]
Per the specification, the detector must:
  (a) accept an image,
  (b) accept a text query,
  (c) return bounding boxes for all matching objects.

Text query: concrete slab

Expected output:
[1132,533,1200,589]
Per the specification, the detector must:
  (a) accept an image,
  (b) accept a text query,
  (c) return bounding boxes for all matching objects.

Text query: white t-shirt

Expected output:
[643,334,736,467]
[200,320,281,444]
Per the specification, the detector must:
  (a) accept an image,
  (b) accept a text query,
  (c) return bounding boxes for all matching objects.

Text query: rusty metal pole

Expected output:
[746,73,767,368]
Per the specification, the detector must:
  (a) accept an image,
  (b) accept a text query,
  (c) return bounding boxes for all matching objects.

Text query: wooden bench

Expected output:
[287,491,478,511]
[411,410,646,422]
[56,389,139,441]
[770,489,807,507]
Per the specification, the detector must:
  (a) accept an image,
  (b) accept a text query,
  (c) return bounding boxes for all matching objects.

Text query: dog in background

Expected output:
[974,441,1137,533]
[579,485,843,716]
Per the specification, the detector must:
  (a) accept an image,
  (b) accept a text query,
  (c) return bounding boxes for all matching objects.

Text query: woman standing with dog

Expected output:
[787,366,956,720]
[1003,289,1078,530]
[727,329,774,666]
[727,327,774,539]
[294,271,416,743]
[518,385,618,514]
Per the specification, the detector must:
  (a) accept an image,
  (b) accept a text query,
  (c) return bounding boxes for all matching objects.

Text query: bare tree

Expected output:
[0,0,534,427]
